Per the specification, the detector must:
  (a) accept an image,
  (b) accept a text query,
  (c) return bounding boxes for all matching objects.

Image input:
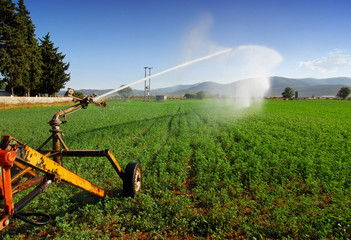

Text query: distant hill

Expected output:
[61,77,351,98]
[154,77,351,97]
[58,88,113,97]
[267,77,351,97]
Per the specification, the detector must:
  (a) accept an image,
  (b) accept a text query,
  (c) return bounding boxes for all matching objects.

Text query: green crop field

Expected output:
[1,99,351,239]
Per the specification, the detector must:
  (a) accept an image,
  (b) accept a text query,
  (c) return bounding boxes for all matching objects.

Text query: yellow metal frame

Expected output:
[0,95,142,231]
[1,136,124,198]
[19,145,106,197]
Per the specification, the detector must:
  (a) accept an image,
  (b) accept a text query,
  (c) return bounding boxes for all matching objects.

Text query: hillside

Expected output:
[267,77,351,97]
[65,76,351,98]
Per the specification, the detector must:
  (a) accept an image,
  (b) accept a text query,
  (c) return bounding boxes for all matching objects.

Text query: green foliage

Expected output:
[117,85,132,99]
[75,91,84,98]
[0,0,28,95]
[64,90,84,98]
[282,87,294,99]
[0,0,42,96]
[16,0,42,96]
[38,33,70,96]
[0,0,69,96]
[1,100,351,239]
[336,86,351,99]
[295,90,299,99]
[196,91,205,99]
[184,93,196,99]
[184,91,206,99]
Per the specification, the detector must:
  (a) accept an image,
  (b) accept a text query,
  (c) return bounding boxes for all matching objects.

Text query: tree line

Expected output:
[184,91,205,99]
[282,86,350,100]
[0,0,70,96]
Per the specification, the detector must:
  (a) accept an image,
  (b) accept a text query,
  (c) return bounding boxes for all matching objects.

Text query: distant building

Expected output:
[156,95,167,101]
[319,96,335,99]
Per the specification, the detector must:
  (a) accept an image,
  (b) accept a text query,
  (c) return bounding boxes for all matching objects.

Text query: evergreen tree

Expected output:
[0,0,26,95]
[1,1,69,96]
[16,0,42,96]
[38,33,70,96]
[0,0,16,86]
[0,0,41,96]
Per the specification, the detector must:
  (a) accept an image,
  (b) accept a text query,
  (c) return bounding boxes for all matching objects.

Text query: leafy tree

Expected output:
[118,85,132,99]
[38,33,70,96]
[295,90,299,99]
[336,87,350,100]
[64,90,84,98]
[184,93,196,99]
[73,91,84,98]
[282,87,294,99]
[196,91,205,99]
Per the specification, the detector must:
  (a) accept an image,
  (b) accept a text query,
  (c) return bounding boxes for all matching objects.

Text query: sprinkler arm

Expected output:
[48,93,106,164]
[50,94,106,126]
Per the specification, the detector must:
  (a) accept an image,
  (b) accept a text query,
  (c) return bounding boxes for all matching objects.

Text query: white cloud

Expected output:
[299,49,351,73]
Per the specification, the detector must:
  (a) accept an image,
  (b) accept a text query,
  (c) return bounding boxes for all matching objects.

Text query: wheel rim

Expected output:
[134,168,142,193]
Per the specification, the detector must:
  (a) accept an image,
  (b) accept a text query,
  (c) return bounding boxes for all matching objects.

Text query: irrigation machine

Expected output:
[0,91,142,230]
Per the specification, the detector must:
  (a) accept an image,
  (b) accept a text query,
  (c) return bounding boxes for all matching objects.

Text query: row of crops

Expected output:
[1,99,351,239]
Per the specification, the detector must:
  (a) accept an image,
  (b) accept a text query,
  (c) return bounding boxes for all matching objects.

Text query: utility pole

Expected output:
[148,67,152,99]
[144,67,148,101]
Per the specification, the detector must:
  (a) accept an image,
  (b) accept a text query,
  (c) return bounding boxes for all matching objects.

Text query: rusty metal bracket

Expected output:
[0,150,17,230]
[0,150,16,214]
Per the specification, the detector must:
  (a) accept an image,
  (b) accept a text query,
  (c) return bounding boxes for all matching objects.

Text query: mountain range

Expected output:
[65,77,351,98]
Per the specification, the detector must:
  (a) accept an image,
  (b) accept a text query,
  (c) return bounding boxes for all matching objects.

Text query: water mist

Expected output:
[227,45,283,109]
[95,14,283,109]
[94,48,233,101]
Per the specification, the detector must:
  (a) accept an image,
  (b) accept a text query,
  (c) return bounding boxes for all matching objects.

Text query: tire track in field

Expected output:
[115,109,182,166]
[124,105,182,149]
[182,105,206,199]
[165,104,197,198]
[188,105,240,157]
[166,105,182,138]
[188,105,208,125]
[124,118,159,147]
[184,106,233,199]
[144,105,182,173]
[185,143,196,199]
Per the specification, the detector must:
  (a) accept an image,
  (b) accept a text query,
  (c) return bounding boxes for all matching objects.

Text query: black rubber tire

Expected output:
[123,161,142,197]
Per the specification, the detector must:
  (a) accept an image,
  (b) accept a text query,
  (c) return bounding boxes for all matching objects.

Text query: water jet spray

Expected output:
[94,48,233,101]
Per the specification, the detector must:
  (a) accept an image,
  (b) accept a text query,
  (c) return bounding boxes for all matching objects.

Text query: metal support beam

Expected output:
[17,145,106,197]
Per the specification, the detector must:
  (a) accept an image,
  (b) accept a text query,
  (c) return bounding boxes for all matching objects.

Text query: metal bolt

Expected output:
[3,218,9,226]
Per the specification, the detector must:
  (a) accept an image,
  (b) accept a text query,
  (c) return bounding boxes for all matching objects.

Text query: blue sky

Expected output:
[25,0,351,90]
